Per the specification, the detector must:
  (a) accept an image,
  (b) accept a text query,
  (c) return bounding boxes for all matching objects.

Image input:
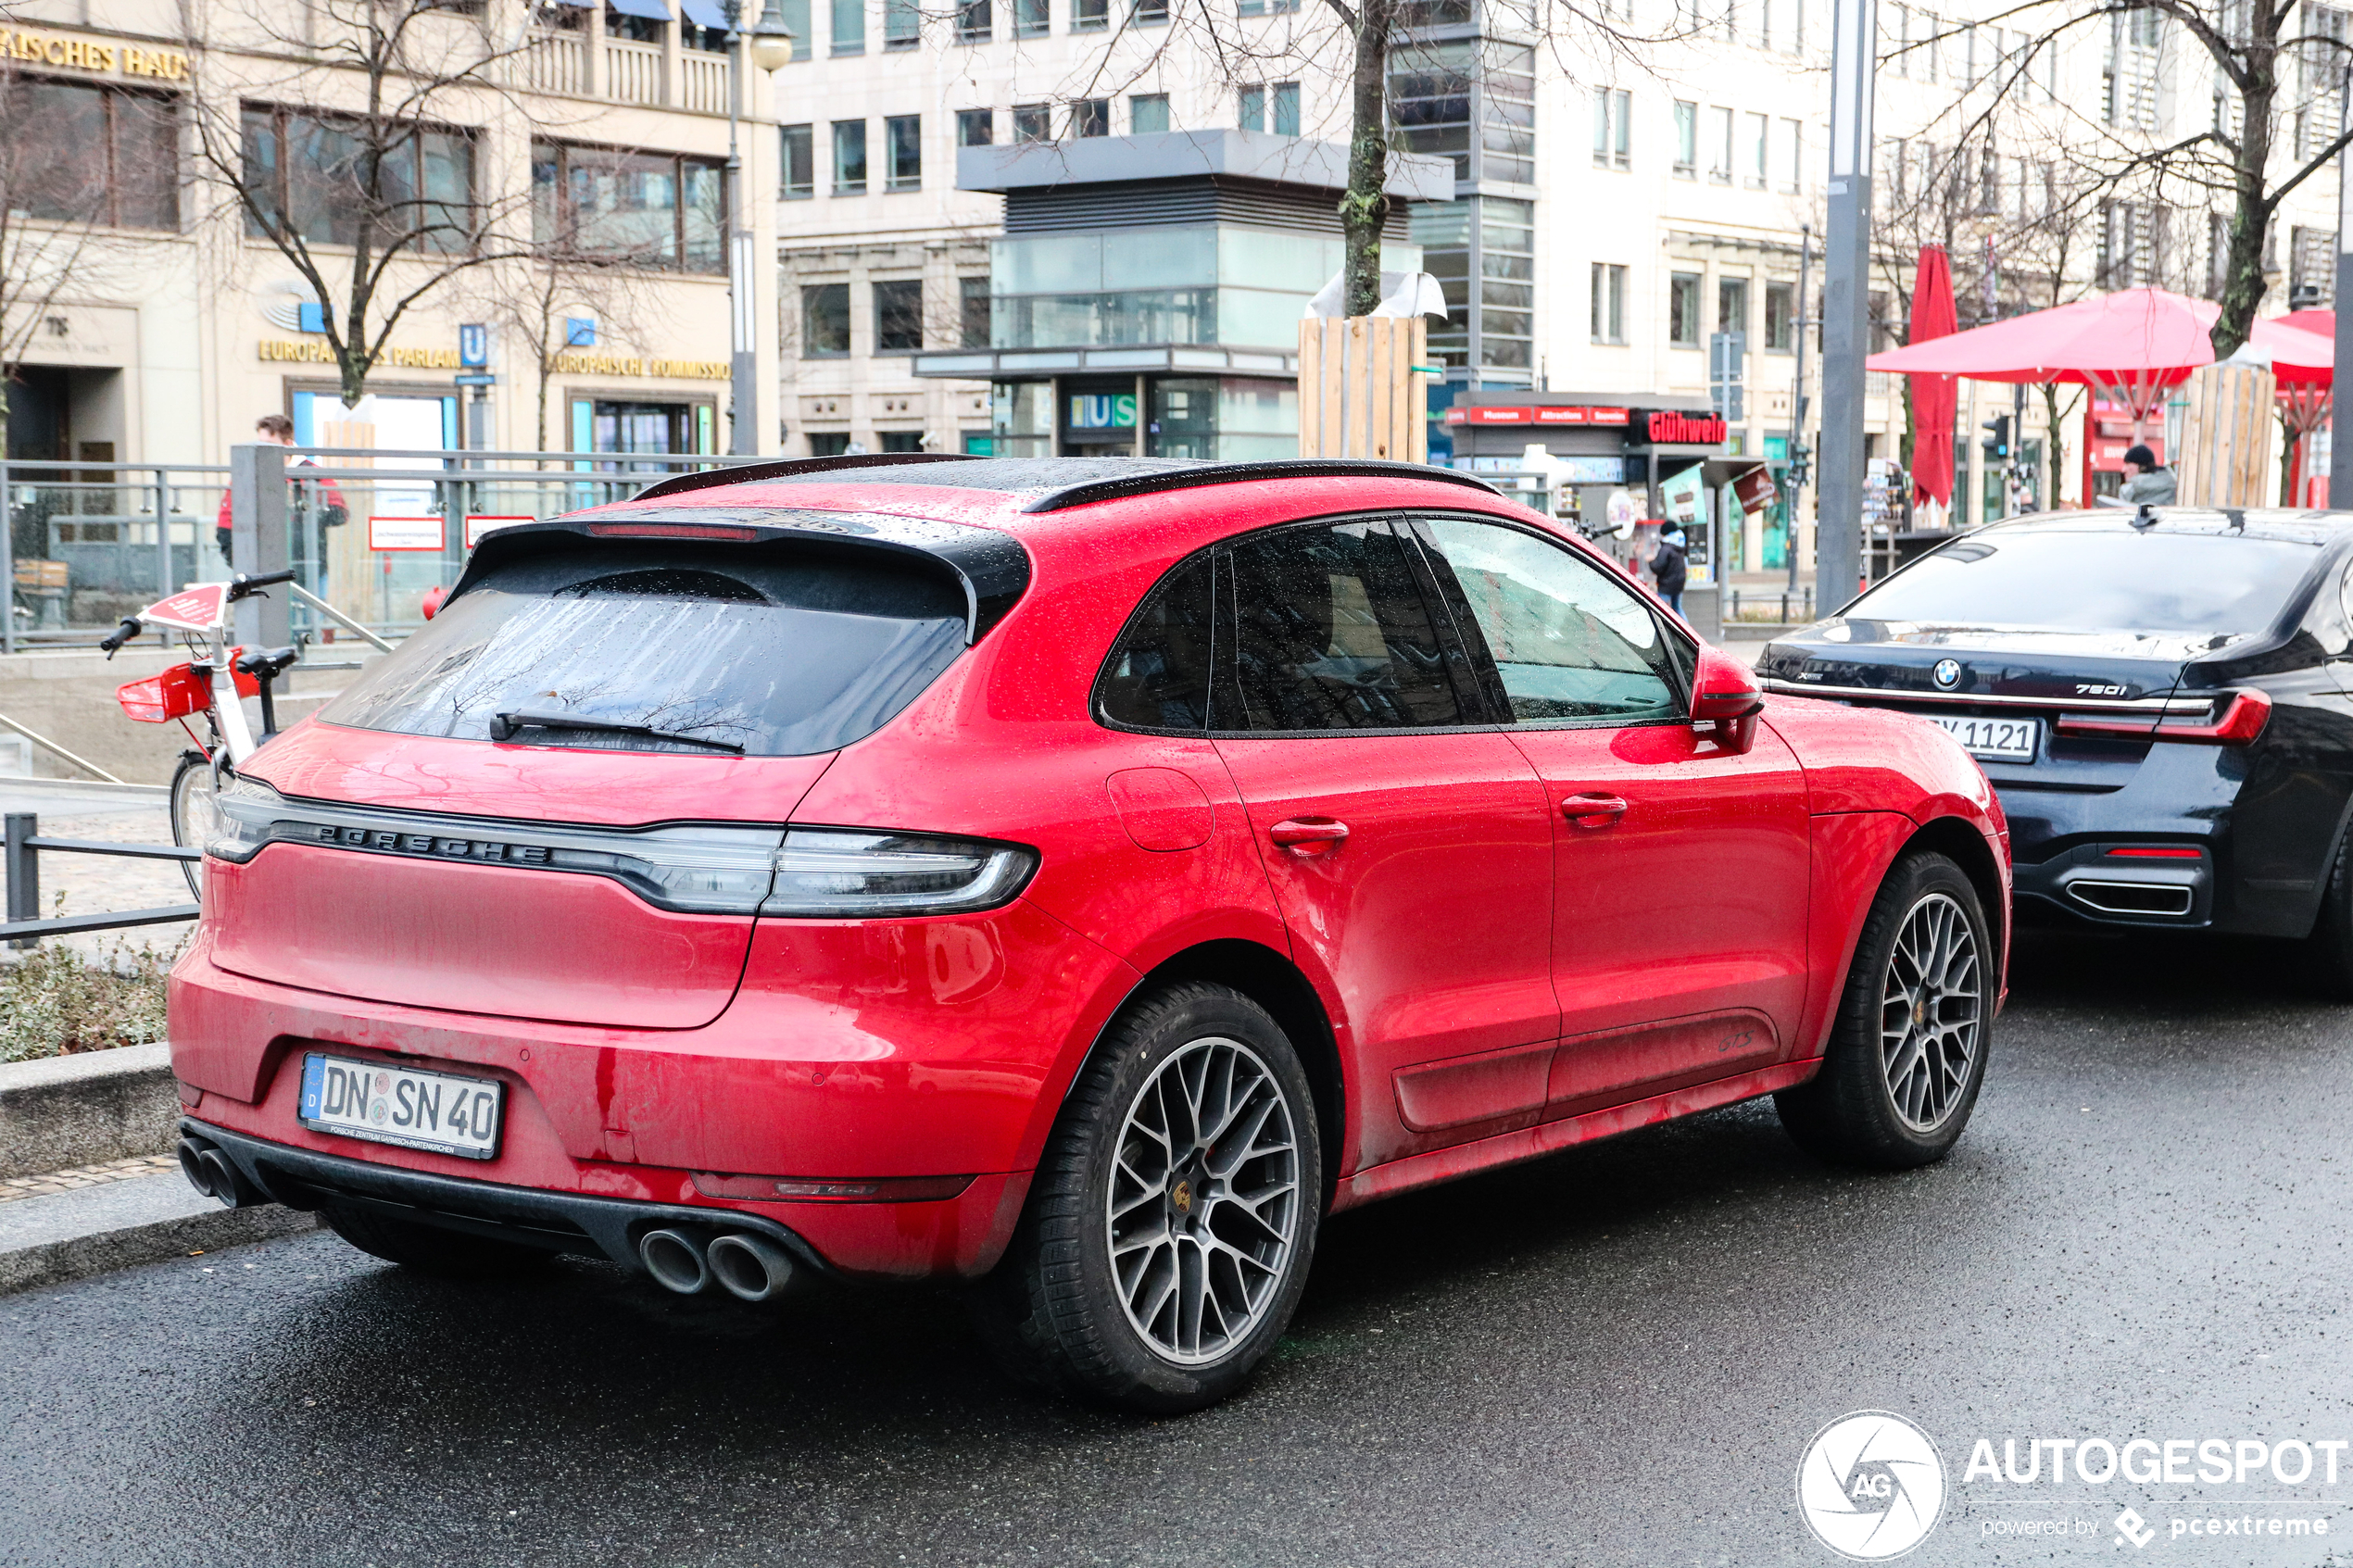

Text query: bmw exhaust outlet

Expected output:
[637,1228,712,1294]
[706,1233,795,1301]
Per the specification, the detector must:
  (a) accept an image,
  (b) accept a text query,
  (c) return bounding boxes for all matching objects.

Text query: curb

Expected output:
[0,1043,182,1179]
[0,1173,317,1295]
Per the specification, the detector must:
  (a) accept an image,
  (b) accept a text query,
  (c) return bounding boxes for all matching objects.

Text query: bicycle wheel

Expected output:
[169,750,223,903]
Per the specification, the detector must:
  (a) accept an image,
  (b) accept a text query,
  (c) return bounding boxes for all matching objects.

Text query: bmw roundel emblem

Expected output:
[1932,659,1963,690]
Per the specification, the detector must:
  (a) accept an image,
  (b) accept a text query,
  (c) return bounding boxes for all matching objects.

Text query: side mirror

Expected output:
[1690,646,1764,754]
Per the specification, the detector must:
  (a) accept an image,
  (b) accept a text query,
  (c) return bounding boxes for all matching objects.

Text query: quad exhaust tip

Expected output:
[707,1232,795,1301]
[638,1228,711,1294]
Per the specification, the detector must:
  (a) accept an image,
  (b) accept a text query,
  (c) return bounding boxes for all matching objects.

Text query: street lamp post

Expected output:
[724,0,796,458]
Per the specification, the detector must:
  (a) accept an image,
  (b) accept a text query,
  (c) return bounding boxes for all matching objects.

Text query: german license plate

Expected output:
[1929,713,2040,762]
[299,1052,503,1160]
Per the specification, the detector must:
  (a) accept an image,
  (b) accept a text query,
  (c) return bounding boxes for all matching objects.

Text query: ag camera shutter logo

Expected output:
[1796,1411,1946,1560]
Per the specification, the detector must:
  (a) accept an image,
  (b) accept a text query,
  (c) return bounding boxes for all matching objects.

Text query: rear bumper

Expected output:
[183,1118,837,1277]
[165,901,1136,1279]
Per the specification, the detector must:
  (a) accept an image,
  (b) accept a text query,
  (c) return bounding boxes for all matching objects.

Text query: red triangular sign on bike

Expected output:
[141,583,231,632]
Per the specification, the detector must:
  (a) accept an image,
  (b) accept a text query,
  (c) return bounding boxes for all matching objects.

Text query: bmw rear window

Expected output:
[1855,529,2321,635]
[318,544,968,756]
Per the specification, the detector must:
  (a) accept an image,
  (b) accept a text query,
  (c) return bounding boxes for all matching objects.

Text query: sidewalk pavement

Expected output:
[0,1159,315,1295]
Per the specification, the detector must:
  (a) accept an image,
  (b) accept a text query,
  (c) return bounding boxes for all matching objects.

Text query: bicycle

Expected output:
[102,571,300,901]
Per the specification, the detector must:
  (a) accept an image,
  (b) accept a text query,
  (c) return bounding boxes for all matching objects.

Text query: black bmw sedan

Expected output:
[1757,507,2353,982]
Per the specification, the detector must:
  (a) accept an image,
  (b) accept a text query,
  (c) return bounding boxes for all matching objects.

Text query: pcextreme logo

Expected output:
[1797,1411,1949,1560]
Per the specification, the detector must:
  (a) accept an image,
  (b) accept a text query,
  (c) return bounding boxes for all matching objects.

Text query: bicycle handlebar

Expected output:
[97,617,141,657]
[228,570,299,599]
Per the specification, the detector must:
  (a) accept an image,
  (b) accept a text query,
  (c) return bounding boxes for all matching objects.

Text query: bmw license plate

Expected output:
[1929,713,2040,762]
[299,1052,503,1160]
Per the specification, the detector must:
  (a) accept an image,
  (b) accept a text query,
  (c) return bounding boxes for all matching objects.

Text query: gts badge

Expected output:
[2074,682,2129,696]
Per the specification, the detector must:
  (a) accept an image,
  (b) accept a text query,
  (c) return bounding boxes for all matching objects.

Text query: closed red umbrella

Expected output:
[1907,247,1958,510]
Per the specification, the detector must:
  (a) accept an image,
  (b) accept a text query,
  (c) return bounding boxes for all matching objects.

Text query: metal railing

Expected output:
[1725,585,1818,624]
[6,447,768,654]
[2,812,199,947]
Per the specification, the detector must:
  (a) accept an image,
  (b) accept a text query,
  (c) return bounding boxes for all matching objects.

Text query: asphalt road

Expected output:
[9,931,2353,1568]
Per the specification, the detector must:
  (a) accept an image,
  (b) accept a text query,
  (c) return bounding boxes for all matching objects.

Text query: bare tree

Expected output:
[1893,0,2353,358]
[182,0,558,406]
[0,61,172,437]
[465,248,660,455]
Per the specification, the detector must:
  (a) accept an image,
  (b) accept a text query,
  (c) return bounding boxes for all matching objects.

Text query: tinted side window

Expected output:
[1097,554,1215,730]
[1417,517,1681,723]
[1227,521,1465,731]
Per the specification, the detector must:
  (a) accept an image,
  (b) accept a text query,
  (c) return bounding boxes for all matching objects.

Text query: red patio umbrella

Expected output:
[1866,286,2219,506]
[1906,247,1958,511]
[2244,313,2334,502]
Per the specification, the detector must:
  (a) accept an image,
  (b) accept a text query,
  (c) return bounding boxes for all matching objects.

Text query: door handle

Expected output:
[1562,793,1629,827]
[1269,817,1350,853]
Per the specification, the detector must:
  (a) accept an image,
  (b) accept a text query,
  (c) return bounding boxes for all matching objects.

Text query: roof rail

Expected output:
[1019,458,1504,513]
[630,452,976,502]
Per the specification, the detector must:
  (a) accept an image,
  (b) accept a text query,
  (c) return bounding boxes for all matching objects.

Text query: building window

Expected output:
[885,114,921,191]
[884,0,920,45]
[2207,211,2233,299]
[1135,0,1168,20]
[1669,271,1703,346]
[1707,106,1733,182]
[1590,262,1626,344]
[249,107,473,251]
[1744,112,1768,187]
[809,432,852,457]
[1239,85,1264,132]
[1017,0,1049,33]
[875,278,925,350]
[530,140,719,271]
[878,431,926,453]
[956,0,990,41]
[1779,116,1803,192]
[1672,99,1696,176]
[1072,98,1109,137]
[1592,88,1629,169]
[1273,82,1301,135]
[1240,0,1304,12]
[1718,275,1749,341]
[1073,0,1107,30]
[957,108,993,146]
[605,4,663,41]
[13,79,179,232]
[1131,94,1170,133]
[779,0,812,52]
[832,0,864,52]
[833,119,867,194]
[1765,279,1795,350]
[1478,196,1534,370]
[802,282,850,356]
[961,274,991,346]
[1389,38,1533,187]
[1013,104,1051,142]
[781,123,814,198]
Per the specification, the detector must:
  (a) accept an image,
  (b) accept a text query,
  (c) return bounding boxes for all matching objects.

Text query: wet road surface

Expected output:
[7,932,2353,1567]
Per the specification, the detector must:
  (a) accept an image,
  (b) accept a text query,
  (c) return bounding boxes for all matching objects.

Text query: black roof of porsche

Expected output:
[630,455,1504,511]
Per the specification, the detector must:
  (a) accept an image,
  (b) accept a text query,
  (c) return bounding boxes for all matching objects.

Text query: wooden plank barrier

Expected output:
[1297,317,1428,462]
[2172,363,2275,508]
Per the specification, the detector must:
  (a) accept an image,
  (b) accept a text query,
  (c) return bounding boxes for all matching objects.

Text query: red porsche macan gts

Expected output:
[169,456,2009,1411]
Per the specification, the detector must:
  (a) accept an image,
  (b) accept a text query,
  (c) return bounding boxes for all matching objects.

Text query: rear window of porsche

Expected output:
[318,544,968,756]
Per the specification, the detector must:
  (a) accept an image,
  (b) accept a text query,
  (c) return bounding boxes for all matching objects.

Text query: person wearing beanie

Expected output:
[2120,443,2176,506]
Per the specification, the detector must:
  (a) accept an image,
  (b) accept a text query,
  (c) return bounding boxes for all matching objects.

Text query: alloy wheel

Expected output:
[1879,891,1983,1133]
[1104,1035,1302,1365]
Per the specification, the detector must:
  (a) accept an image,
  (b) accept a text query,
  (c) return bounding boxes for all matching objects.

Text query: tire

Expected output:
[168,750,222,904]
[974,982,1323,1414]
[1776,850,1993,1169]
[318,1203,555,1280]
[2301,827,2353,1000]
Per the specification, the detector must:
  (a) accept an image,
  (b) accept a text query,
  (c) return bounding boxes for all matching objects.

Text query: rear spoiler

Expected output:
[446,508,1032,644]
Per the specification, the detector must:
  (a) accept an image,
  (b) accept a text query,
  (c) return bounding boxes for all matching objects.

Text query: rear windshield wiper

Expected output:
[489,710,746,753]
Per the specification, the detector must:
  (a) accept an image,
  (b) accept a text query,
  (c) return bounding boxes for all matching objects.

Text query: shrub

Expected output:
[0,935,178,1062]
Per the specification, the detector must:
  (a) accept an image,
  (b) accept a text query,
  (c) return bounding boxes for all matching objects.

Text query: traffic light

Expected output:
[1982,413,2012,458]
